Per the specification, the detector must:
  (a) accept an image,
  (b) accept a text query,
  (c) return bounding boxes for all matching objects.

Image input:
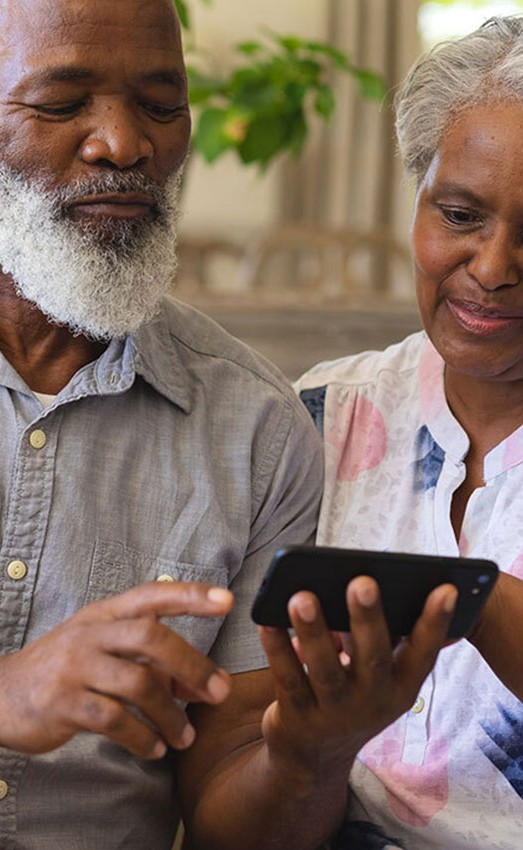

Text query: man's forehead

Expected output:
[0,0,181,56]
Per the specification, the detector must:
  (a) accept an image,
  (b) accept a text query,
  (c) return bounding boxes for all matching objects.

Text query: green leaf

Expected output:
[187,67,227,105]
[173,0,214,32]
[185,16,386,170]
[238,113,289,166]
[193,107,233,163]
[314,84,336,119]
[222,108,252,144]
[304,41,351,70]
[277,35,306,54]
[284,81,309,109]
[229,68,282,110]
[296,57,323,84]
[236,41,264,56]
[351,68,386,101]
[288,111,308,158]
[174,0,190,30]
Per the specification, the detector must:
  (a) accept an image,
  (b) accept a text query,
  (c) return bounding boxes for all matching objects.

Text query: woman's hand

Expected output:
[260,576,457,791]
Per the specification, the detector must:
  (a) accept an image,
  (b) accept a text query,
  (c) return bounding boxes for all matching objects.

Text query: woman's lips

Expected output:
[446,298,523,335]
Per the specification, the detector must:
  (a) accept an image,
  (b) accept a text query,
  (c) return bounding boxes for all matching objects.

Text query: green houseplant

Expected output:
[173,0,385,171]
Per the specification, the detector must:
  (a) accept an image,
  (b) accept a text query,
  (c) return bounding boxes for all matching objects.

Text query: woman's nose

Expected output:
[80,101,154,170]
[467,229,521,290]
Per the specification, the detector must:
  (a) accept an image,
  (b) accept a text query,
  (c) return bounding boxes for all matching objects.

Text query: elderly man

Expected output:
[0,1,456,848]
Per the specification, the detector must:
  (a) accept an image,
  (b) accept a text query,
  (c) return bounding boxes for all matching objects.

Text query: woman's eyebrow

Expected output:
[434,181,483,204]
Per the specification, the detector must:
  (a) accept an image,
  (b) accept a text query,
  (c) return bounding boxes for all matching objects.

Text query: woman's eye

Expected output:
[440,206,480,226]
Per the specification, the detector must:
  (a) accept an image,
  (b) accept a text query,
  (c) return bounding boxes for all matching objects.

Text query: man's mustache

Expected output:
[54,172,166,209]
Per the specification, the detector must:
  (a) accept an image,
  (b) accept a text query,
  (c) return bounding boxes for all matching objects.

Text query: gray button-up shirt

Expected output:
[0,297,322,850]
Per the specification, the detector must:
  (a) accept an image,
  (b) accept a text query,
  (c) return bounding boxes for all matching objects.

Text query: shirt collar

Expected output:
[418,337,523,477]
[0,298,192,413]
[128,299,192,413]
[0,352,29,395]
[418,337,469,463]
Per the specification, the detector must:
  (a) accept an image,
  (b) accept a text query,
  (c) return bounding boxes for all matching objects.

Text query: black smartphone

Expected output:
[251,545,499,639]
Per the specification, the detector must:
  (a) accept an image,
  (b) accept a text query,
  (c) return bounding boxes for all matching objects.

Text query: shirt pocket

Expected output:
[84,539,229,640]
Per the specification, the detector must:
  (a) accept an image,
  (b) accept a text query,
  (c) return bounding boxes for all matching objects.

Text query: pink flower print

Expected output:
[508,551,523,579]
[326,394,387,482]
[502,427,523,471]
[360,723,449,828]
[459,530,469,557]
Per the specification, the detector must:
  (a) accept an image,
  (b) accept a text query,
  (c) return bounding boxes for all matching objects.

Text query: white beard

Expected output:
[0,166,183,339]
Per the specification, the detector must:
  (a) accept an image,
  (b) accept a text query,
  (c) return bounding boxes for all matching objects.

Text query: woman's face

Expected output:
[412,101,523,384]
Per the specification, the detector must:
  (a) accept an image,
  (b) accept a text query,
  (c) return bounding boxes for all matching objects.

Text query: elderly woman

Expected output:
[295,15,523,850]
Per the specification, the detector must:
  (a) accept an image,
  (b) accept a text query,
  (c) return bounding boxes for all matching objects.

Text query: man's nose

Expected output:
[80,101,154,169]
[467,228,521,290]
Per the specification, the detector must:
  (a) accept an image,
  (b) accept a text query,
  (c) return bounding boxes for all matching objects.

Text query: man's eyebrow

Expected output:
[139,69,187,89]
[13,66,95,92]
[12,65,187,94]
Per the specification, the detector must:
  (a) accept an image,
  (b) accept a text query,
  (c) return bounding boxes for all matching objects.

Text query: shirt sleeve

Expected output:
[209,392,324,673]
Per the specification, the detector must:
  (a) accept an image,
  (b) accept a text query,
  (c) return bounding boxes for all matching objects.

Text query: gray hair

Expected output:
[395,16,523,182]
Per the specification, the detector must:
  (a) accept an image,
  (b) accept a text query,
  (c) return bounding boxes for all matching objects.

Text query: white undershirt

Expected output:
[33,391,57,409]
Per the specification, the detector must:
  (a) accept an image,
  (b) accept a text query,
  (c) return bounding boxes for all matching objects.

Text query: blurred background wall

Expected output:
[183,0,327,243]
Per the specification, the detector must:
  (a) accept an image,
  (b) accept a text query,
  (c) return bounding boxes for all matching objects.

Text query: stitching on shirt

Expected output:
[250,396,293,521]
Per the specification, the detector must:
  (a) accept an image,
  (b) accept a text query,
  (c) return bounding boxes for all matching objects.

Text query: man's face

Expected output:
[0,0,190,191]
[0,0,191,338]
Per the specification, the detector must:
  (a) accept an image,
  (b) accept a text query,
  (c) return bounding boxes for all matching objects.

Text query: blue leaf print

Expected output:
[300,386,327,438]
[331,820,406,849]
[411,425,444,493]
[480,703,523,798]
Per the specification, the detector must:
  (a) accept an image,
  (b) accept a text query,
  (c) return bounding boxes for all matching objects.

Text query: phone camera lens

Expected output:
[477,574,491,585]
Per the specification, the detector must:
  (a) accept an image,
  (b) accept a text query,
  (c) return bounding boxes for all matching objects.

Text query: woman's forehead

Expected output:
[424,101,523,190]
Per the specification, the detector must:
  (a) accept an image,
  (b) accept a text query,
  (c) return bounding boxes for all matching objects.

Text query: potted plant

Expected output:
[174,0,385,171]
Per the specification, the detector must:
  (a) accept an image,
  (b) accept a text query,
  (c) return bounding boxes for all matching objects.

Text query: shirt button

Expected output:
[0,780,9,800]
[411,696,425,715]
[157,574,175,583]
[7,560,28,581]
[29,429,47,450]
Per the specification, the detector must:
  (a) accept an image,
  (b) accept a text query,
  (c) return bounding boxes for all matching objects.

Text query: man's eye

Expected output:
[440,206,480,226]
[33,103,83,117]
[141,102,186,121]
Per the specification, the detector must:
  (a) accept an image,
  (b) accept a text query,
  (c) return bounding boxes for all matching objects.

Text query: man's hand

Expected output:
[0,581,233,759]
[260,575,457,791]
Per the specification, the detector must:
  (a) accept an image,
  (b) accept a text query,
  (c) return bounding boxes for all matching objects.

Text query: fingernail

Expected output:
[207,587,233,606]
[179,724,195,749]
[294,596,316,623]
[207,672,230,702]
[355,580,378,607]
[443,587,458,614]
[152,740,167,759]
